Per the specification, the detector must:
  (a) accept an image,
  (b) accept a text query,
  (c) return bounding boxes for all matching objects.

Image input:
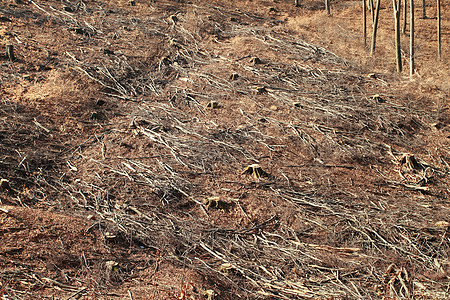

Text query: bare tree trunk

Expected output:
[421,0,427,18]
[370,0,381,56]
[402,0,407,34]
[325,0,331,14]
[437,0,441,60]
[410,0,415,77]
[370,0,375,21]
[295,0,300,7]
[393,0,402,72]
[363,0,367,47]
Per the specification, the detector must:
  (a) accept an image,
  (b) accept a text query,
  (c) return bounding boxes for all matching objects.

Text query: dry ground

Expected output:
[0,0,449,299]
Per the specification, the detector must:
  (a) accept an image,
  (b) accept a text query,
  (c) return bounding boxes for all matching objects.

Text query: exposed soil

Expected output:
[1,0,449,299]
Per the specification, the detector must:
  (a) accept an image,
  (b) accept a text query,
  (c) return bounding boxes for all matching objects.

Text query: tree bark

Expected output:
[370,0,381,56]
[393,0,402,72]
[325,0,331,15]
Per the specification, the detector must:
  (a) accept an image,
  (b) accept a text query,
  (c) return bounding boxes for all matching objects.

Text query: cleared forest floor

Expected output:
[0,0,449,299]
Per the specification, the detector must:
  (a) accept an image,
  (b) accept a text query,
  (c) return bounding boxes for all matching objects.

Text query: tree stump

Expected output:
[6,45,15,61]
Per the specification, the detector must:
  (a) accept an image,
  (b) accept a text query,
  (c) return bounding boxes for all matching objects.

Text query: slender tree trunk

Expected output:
[402,0,407,34]
[370,0,375,21]
[421,0,427,18]
[295,0,300,7]
[370,0,381,56]
[393,0,402,72]
[410,0,415,77]
[437,0,441,60]
[363,0,367,47]
[325,0,331,14]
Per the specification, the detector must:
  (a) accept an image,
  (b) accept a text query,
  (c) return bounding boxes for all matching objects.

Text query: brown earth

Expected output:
[0,0,449,299]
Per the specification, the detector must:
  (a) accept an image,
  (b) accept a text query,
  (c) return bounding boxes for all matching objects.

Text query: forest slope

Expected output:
[0,0,449,299]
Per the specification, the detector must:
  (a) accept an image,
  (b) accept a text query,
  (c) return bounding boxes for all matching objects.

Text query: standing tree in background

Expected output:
[402,0,407,34]
[422,0,427,18]
[363,0,367,47]
[325,0,331,15]
[369,0,374,21]
[410,0,415,77]
[295,0,300,7]
[437,0,441,59]
[393,0,402,72]
[370,0,381,56]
